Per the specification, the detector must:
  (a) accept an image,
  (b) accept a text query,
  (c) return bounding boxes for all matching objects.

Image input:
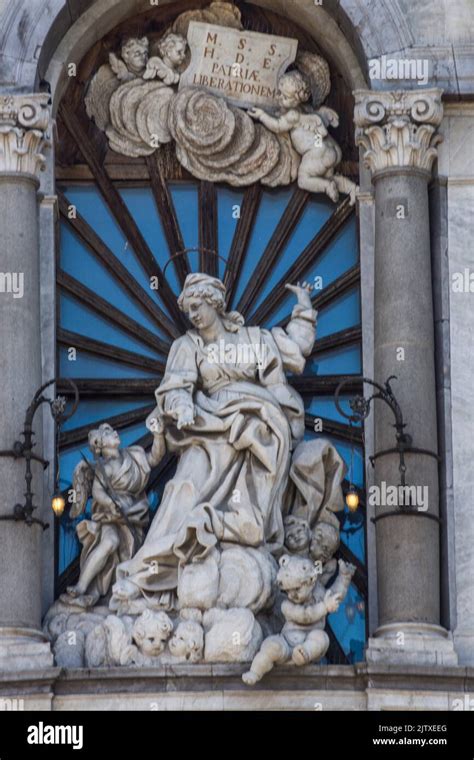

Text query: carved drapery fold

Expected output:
[0,94,51,176]
[353,89,444,174]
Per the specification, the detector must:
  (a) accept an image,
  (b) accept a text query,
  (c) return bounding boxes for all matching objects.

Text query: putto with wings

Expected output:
[84,33,188,156]
[249,52,358,204]
[83,1,357,201]
[61,422,165,609]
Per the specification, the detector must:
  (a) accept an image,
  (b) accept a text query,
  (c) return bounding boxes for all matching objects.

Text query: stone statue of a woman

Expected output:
[111,273,344,611]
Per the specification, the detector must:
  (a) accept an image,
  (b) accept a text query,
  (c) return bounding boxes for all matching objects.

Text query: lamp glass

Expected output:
[51,494,65,517]
[345,488,359,511]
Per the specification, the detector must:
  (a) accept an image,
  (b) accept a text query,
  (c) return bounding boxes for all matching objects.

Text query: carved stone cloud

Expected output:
[169,87,299,187]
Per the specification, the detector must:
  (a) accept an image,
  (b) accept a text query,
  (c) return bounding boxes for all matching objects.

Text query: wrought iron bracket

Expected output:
[334,375,440,505]
[0,378,79,530]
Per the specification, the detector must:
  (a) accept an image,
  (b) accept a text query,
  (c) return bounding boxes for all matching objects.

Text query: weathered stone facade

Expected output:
[0,0,473,710]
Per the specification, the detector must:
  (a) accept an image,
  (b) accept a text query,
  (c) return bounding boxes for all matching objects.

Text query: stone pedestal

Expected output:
[354,89,457,667]
[0,663,472,711]
[0,94,54,670]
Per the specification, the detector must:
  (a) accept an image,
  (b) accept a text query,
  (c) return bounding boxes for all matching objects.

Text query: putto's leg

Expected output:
[292,630,330,665]
[242,635,290,685]
[333,175,358,205]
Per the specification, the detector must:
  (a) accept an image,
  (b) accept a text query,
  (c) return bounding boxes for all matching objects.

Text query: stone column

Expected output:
[354,89,457,665]
[0,94,54,669]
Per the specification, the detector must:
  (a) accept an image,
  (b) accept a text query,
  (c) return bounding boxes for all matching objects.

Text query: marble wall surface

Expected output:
[437,104,474,665]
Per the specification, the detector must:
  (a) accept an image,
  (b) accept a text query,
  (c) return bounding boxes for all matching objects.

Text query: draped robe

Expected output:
[115,305,343,606]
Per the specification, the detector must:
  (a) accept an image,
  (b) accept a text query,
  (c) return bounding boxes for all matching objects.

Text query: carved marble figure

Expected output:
[249,65,357,204]
[110,275,319,609]
[83,2,358,202]
[43,269,352,675]
[242,555,355,684]
[60,422,165,608]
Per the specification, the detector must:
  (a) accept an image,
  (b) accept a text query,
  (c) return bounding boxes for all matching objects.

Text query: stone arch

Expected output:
[0,0,454,100]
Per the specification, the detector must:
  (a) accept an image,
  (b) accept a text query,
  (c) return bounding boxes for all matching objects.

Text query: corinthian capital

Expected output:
[353,89,443,174]
[0,94,51,176]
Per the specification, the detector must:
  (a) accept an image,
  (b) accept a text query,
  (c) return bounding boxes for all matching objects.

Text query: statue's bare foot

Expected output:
[60,591,97,608]
[65,584,83,598]
[292,645,311,666]
[242,670,260,685]
[111,578,140,601]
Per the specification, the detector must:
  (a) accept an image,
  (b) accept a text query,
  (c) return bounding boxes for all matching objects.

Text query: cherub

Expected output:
[242,554,355,684]
[249,61,358,205]
[143,33,188,85]
[310,520,340,565]
[61,421,166,609]
[168,620,204,663]
[110,37,150,81]
[84,609,173,667]
[130,609,174,661]
[283,515,312,556]
[109,33,187,86]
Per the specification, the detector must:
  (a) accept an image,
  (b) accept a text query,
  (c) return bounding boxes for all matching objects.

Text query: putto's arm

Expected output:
[248,107,300,134]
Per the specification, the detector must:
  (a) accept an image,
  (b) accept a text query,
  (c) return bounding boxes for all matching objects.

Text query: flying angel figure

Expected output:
[249,51,358,205]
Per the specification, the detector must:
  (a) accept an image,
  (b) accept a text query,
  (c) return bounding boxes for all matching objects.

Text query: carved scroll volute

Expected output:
[353,89,444,175]
[0,94,52,176]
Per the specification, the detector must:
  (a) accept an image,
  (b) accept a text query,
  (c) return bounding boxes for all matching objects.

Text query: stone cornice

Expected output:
[353,89,444,175]
[0,94,51,176]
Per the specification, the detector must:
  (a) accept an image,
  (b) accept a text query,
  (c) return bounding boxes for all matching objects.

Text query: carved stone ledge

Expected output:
[353,89,444,175]
[0,94,51,176]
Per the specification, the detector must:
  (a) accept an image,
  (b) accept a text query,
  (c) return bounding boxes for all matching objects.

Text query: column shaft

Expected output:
[0,94,53,669]
[373,169,440,626]
[354,88,458,664]
[0,174,45,631]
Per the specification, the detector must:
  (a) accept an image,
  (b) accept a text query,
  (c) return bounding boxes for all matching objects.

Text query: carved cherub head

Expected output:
[309,521,340,564]
[121,37,149,75]
[283,515,311,554]
[88,423,120,458]
[277,554,318,604]
[131,609,173,657]
[169,620,204,662]
[157,33,188,69]
[277,70,311,110]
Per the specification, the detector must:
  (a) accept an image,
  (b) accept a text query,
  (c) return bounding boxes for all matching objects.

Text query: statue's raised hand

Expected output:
[146,408,164,435]
[285,281,314,309]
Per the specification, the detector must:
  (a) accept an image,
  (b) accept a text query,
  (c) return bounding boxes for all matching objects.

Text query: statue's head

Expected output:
[178,272,244,333]
[157,33,188,67]
[283,515,311,554]
[277,70,311,109]
[131,609,173,657]
[121,37,149,74]
[277,554,318,604]
[88,423,120,457]
[169,620,204,662]
[309,521,340,563]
